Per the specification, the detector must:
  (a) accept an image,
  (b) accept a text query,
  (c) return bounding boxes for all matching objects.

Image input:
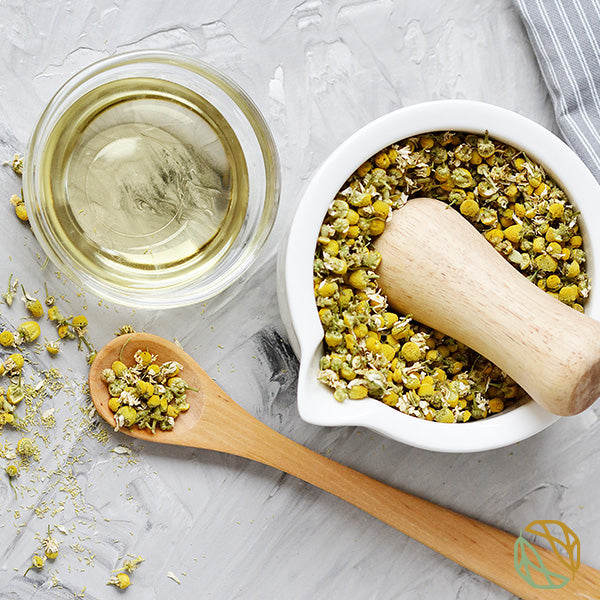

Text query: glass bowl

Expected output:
[278,100,600,453]
[24,50,280,309]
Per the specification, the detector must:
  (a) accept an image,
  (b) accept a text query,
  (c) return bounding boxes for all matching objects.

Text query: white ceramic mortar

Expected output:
[278,100,600,453]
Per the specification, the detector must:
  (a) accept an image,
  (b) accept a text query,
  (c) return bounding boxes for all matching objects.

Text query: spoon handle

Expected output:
[194,396,600,599]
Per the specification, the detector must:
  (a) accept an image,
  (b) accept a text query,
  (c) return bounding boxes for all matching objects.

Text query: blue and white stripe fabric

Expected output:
[513,0,600,183]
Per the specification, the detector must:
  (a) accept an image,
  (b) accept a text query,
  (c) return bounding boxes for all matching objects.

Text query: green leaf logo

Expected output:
[514,520,581,589]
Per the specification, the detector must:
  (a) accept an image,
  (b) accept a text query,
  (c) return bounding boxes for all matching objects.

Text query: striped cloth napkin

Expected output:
[513,0,600,182]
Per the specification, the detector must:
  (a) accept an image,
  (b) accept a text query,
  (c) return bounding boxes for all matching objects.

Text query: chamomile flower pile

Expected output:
[101,349,193,433]
[314,131,589,423]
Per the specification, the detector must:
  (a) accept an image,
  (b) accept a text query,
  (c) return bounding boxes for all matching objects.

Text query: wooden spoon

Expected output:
[89,332,600,598]
[375,197,600,416]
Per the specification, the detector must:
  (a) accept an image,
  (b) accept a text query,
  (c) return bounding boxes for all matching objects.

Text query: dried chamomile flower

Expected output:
[72,315,88,331]
[57,322,73,339]
[11,153,23,176]
[111,361,127,378]
[16,320,41,344]
[107,573,131,589]
[161,360,182,378]
[71,315,96,362]
[2,273,18,306]
[101,368,115,384]
[21,285,44,317]
[42,527,60,559]
[167,377,188,396]
[47,299,75,338]
[107,554,143,589]
[115,406,137,428]
[24,555,46,575]
[47,305,64,323]
[43,283,55,307]
[0,330,15,347]
[0,412,15,426]
[22,527,60,576]
[10,194,28,222]
[46,301,96,359]
[5,464,18,499]
[133,348,152,367]
[16,436,37,457]
[4,352,24,374]
[6,375,25,406]
[45,339,60,356]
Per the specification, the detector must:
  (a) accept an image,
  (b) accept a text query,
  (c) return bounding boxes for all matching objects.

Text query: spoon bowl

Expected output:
[90,333,206,441]
[88,332,600,599]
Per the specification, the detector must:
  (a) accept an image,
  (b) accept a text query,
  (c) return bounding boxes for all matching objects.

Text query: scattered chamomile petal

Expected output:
[167,571,181,584]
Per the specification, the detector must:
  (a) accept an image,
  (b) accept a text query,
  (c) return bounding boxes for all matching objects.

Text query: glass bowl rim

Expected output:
[24,49,281,309]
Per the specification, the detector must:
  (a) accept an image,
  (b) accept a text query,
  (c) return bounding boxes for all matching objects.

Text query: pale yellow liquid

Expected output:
[40,77,248,290]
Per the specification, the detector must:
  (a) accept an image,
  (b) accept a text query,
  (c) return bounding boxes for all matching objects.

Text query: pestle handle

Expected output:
[374,197,600,416]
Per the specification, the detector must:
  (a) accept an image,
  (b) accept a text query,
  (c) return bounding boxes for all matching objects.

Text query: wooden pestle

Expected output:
[374,197,600,416]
